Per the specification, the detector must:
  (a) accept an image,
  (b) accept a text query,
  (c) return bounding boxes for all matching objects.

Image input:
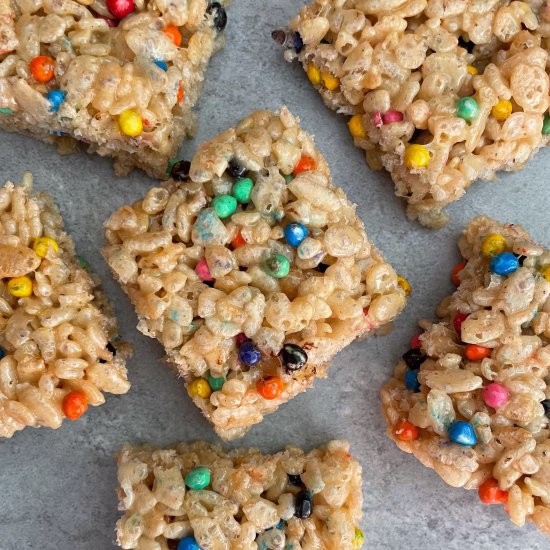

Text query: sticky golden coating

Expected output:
[115,439,363,550]
[286,0,550,227]
[382,216,550,537]
[0,0,227,178]
[0,173,130,438]
[103,107,408,440]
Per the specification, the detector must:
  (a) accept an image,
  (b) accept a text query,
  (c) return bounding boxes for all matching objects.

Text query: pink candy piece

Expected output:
[410,334,422,349]
[373,111,383,128]
[482,383,509,409]
[195,258,214,282]
[382,110,404,124]
[95,13,118,26]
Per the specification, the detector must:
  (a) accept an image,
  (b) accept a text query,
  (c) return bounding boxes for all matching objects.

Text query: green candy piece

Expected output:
[456,97,479,121]
[185,466,211,490]
[0,108,13,115]
[165,157,178,175]
[284,174,294,184]
[264,254,290,278]
[231,177,254,203]
[77,255,90,270]
[212,194,237,218]
[207,374,225,391]
[543,114,550,135]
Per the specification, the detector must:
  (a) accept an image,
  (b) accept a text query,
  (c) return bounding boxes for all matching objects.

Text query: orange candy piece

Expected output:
[465,344,492,361]
[257,377,283,400]
[177,82,184,103]
[30,56,55,83]
[231,231,246,249]
[451,261,467,286]
[63,391,88,420]
[394,419,419,442]
[163,24,182,47]
[478,478,508,504]
[293,155,316,175]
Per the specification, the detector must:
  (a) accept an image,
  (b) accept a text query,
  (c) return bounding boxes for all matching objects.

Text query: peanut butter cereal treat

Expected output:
[103,107,409,440]
[279,1,550,227]
[382,216,550,536]
[115,439,364,550]
[0,0,228,179]
[0,172,130,438]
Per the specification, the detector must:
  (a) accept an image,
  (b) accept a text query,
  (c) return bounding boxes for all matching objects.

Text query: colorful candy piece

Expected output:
[394,419,419,442]
[456,97,479,121]
[264,254,290,278]
[348,114,366,138]
[106,0,134,19]
[478,478,508,505]
[397,275,412,296]
[491,100,513,122]
[119,110,143,137]
[163,24,182,47]
[63,391,88,420]
[30,56,55,82]
[448,420,477,446]
[321,70,339,90]
[231,177,254,203]
[543,114,550,136]
[257,377,284,400]
[404,370,420,392]
[409,334,422,349]
[481,233,507,257]
[280,344,307,371]
[177,536,200,550]
[293,155,316,175]
[453,312,468,334]
[294,491,313,519]
[402,348,425,370]
[451,261,467,285]
[195,258,214,282]
[33,236,59,258]
[207,374,225,391]
[489,252,519,275]
[46,90,66,112]
[306,64,321,86]
[404,144,430,169]
[7,276,33,297]
[185,466,211,490]
[382,111,404,124]
[284,222,308,247]
[188,378,212,399]
[482,383,509,409]
[238,340,261,366]
[465,344,492,361]
[212,194,237,218]
[153,59,168,71]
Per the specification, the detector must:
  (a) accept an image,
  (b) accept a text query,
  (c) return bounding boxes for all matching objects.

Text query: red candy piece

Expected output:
[231,230,246,249]
[410,334,422,349]
[453,312,469,334]
[382,110,404,124]
[478,478,508,504]
[106,0,134,19]
[394,419,419,442]
[451,261,467,285]
[235,333,248,346]
[465,344,492,361]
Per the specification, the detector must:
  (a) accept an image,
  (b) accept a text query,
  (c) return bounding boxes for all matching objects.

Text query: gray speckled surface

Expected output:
[0,2,549,549]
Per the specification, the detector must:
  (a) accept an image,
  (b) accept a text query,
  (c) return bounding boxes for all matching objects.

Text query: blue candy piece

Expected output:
[489,252,519,276]
[448,420,477,446]
[238,340,261,366]
[0,347,4,360]
[404,370,420,392]
[177,536,200,550]
[46,89,66,112]
[294,31,304,53]
[284,223,308,247]
[153,59,168,71]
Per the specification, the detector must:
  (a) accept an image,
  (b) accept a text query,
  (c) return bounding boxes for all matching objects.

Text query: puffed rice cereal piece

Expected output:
[0,172,130,438]
[115,439,363,550]
[382,216,550,537]
[103,107,408,440]
[0,0,228,179]
[280,1,550,227]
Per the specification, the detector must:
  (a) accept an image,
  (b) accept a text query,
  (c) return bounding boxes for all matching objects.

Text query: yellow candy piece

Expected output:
[404,144,430,169]
[188,378,212,399]
[33,236,59,258]
[491,99,513,122]
[467,65,478,75]
[119,110,143,137]
[354,527,365,549]
[481,233,507,257]
[7,275,33,297]
[321,70,339,91]
[348,114,366,138]
[397,275,412,296]
[306,64,321,86]
[541,265,550,282]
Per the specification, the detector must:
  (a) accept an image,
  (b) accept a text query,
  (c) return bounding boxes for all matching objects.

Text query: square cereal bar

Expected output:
[115,439,364,549]
[0,0,228,178]
[280,1,550,227]
[381,216,550,536]
[103,107,408,440]
[0,172,130,438]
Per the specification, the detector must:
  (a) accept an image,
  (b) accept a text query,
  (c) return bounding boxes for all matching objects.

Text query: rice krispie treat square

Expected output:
[279,1,550,227]
[115,439,364,550]
[103,107,409,440]
[0,0,228,178]
[0,172,130,438]
[382,216,550,536]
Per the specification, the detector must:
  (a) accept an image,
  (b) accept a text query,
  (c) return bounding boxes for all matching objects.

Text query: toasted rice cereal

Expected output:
[0,172,130,438]
[281,1,550,227]
[382,216,550,537]
[0,0,228,179]
[103,107,408,440]
[115,439,364,550]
